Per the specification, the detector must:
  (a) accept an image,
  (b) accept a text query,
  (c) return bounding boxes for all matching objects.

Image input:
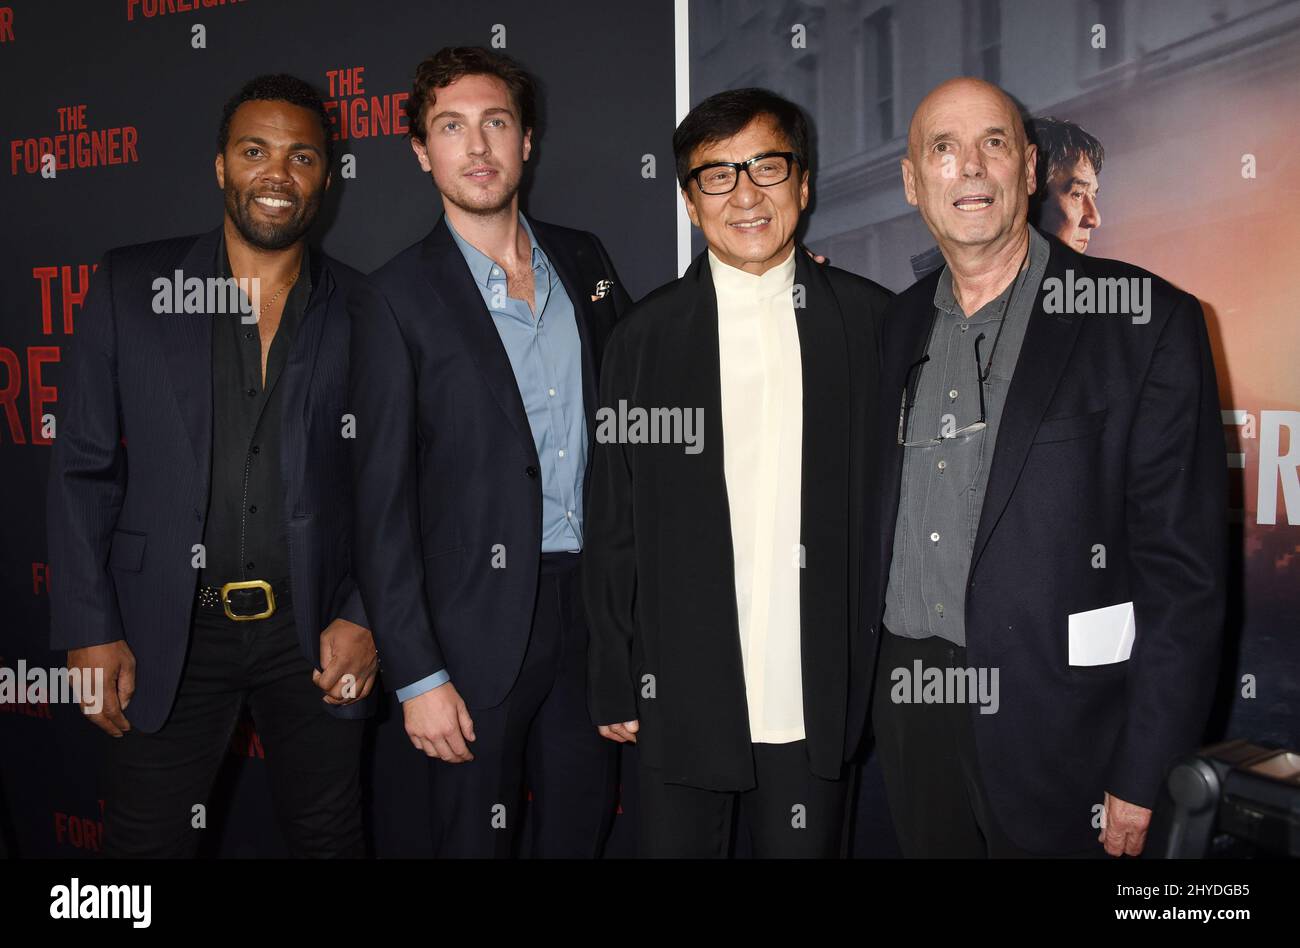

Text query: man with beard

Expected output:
[349,47,630,857]
[48,74,377,857]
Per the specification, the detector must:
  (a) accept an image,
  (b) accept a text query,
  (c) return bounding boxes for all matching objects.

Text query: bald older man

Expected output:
[865,78,1225,858]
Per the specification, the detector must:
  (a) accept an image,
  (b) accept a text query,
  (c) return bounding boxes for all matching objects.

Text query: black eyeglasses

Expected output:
[686,151,801,195]
[897,244,1031,447]
[896,329,1002,447]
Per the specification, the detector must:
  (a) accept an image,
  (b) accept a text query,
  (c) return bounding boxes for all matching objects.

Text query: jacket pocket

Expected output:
[108,529,147,573]
[1032,408,1107,444]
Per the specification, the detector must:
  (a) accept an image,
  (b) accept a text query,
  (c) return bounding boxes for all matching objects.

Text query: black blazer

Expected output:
[47,226,375,732]
[348,215,630,708]
[583,249,891,791]
[867,235,1227,852]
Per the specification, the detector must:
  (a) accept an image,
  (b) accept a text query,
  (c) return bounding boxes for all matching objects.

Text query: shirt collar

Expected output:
[215,227,313,304]
[446,212,547,290]
[933,226,1048,319]
[707,245,798,301]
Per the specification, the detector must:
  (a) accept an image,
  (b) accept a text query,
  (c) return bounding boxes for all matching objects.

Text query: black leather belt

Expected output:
[196,578,291,621]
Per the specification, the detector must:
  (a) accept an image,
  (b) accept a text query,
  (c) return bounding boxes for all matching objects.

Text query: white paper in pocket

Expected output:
[1068,601,1136,666]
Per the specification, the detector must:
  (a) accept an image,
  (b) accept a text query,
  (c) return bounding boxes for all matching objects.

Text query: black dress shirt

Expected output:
[199,233,311,585]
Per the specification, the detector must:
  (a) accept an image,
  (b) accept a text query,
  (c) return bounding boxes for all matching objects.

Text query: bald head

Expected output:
[907,77,1028,162]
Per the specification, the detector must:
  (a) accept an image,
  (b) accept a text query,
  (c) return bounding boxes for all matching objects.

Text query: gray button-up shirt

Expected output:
[883,226,1049,646]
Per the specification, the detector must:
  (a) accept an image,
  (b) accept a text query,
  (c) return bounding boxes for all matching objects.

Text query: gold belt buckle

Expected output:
[220,579,276,621]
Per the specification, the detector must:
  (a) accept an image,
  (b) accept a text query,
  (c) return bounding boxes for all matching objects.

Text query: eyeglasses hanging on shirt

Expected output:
[897,242,1033,448]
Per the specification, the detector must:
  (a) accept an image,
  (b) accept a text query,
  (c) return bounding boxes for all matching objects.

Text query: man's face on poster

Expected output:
[1038,155,1101,252]
[681,114,809,275]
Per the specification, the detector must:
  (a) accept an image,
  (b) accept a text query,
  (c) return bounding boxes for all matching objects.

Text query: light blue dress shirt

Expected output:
[396,214,587,703]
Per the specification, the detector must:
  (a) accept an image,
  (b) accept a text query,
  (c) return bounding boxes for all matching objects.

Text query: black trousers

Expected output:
[102,603,365,858]
[428,552,620,858]
[638,740,851,858]
[872,629,1100,858]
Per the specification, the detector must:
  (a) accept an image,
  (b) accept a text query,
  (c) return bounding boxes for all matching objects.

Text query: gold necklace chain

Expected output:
[258,271,298,315]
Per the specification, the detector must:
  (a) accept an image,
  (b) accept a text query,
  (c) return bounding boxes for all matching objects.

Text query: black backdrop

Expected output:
[0,0,688,858]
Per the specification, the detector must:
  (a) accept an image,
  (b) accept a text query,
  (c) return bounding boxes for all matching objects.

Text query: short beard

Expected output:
[437,169,522,221]
[225,181,321,251]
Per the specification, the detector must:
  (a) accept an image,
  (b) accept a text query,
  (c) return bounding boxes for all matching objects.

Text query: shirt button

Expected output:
[930,532,940,542]
[949,389,958,399]
[525,465,538,478]
[248,505,257,514]
[492,268,501,277]
[937,460,946,471]
[566,510,574,519]
[246,561,255,571]
[935,603,945,615]
[548,388,556,397]
[251,445,260,455]
[244,331,254,340]
[246,388,257,397]
[558,449,565,458]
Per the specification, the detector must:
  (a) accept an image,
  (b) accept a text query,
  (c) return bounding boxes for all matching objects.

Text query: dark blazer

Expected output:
[867,234,1227,853]
[348,215,630,708]
[583,248,891,791]
[47,226,375,732]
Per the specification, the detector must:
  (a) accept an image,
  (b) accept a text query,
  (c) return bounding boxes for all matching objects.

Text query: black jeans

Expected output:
[637,741,852,858]
[102,604,365,858]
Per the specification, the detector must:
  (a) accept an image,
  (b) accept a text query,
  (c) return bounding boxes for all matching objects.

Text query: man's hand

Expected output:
[314,619,378,706]
[1099,791,1151,856]
[67,641,136,737]
[403,682,476,762]
[597,720,639,744]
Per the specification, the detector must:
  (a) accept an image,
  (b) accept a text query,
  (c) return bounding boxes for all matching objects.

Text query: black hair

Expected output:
[1027,116,1104,214]
[217,73,334,167]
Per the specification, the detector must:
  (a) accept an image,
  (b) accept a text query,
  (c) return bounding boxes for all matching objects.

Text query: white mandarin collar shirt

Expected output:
[708,246,805,744]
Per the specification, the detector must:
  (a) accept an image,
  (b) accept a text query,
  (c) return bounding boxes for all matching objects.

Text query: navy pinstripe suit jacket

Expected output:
[47,226,375,731]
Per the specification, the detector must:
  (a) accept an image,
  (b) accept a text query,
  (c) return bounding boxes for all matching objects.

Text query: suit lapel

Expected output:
[793,249,850,550]
[792,249,851,634]
[970,241,1085,570]
[876,277,941,601]
[156,226,221,485]
[279,251,332,510]
[681,253,733,568]
[684,251,725,467]
[418,217,536,461]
